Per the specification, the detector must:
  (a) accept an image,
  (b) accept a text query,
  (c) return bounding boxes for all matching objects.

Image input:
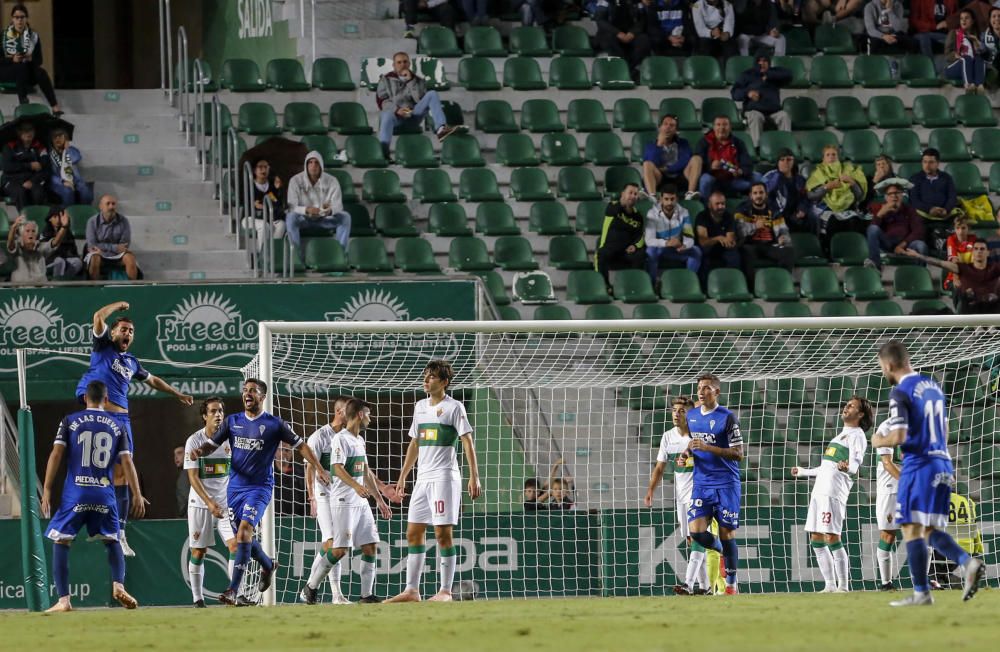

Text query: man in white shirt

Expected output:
[285,151,351,263]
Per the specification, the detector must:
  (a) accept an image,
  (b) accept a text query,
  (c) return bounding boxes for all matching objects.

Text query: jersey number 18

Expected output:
[78,430,114,469]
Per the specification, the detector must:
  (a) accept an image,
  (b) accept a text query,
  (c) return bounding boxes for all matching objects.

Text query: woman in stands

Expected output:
[806,145,868,252]
[945,9,987,94]
[980,8,1000,87]
[0,4,62,114]
[864,154,896,209]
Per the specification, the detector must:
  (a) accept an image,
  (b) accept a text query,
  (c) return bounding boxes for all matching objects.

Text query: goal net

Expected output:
[252,316,1000,604]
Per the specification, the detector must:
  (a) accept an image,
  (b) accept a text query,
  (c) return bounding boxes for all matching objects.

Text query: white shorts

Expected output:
[188,505,236,548]
[876,491,898,531]
[330,504,380,549]
[805,494,846,536]
[408,478,461,526]
[316,496,335,542]
[676,500,691,538]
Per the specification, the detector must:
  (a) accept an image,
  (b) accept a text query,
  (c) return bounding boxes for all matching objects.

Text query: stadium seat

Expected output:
[529,203,574,235]
[329,102,373,134]
[789,232,826,267]
[819,300,858,317]
[509,25,551,56]
[910,299,952,314]
[303,238,349,273]
[867,96,911,128]
[603,166,642,197]
[893,266,939,299]
[841,130,882,163]
[881,129,923,162]
[503,56,547,90]
[585,304,624,320]
[418,26,461,57]
[913,95,956,127]
[266,58,310,91]
[541,133,584,166]
[374,204,419,237]
[633,303,671,319]
[852,55,895,88]
[428,203,471,235]
[548,235,592,269]
[510,167,554,201]
[659,269,706,302]
[552,25,594,56]
[495,236,540,271]
[459,169,504,201]
[948,162,988,195]
[772,56,809,89]
[638,56,683,89]
[458,57,501,90]
[566,98,611,132]
[843,266,888,299]
[237,102,281,135]
[774,302,812,318]
[955,95,998,127]
[521,99,564,132]
[613,269,657,303]
[679,303,719,318]
[809,55,852,88]
[613,98,655,132]
[464,26,505,56]
[197,102,233,136]
[971,128,1000,161]
[477,271,510,305]
[783,97,824,130]
[899,54,941,87]
[657,98,700,130]
[497,305,522,320]
[630,131,657,162]
[707,268,753,302]
[584,132,628,166]
[548,56,591,89]
[496,133,540,167]
[475,100,519,133]
[754,268,798,301]
[799,131,839,162]
[825,96,868,130]
[348,238,393,273]
[701,97,744,130]
[864,300,904,316]
[393,134,438,168]
[928,128,972,161]
[448,237,495,270]
[765,378,808,405]
[799,267,844,300]
[331,171,358,203]
[394,238,442,273]
[575,200,607,234]
[786,410,827,443]
[681,55,725,88]
[592,57,634,89]
[815,24,856,54]
[221,58,266,91]
[413,169,457,203]
[440,134,485,167]
[727,302,765,318]
[513,271,557,304]
[567,270,613,304]
[533,304,572,320]
[300,134,340,169]
[783,25,814,54]
[557,168,602,200]
[361,169,404,201]
[724,56,754,84]
[991,163,1000,192]
[311,57,355,90]
[345,135,388,167]
[733,132,757,161]
[758,131,801,163]
[896,162,922,179]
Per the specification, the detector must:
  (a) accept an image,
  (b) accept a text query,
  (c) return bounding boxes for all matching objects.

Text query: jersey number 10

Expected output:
[78,430,114,469]
[923,400,946,444]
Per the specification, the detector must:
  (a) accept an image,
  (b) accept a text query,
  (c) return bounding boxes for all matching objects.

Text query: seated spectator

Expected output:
[731,51,792,147]
[546,478,575,510]
[909,147,959,254]
[866,182,928,269]
[691,0,738,60]
[696,191,741,281]
[981,8,1000,84]
[775,0,803,24]
[735,181,794,284]
[596,183,646,288]
[594,0,651,78]
[41,206,82,278]
[641,114,699,199]
[85,195,139,280]
[462,0,489,25]
[907,239,1000,313]
[804,0,865,33]
[286,151,350,264]
[763,149,817,233]
[693,116,759,199]
[945,9,987,94]
[641,0,690,56]
[864,0,913,53]
[645,185,702,285]
[509,0,548,27]
[735,0,787,56]
[402,0,457,38]
[375,52,461,160]
[2,120,48,211]
[911,0,955,58]
[806,145,868,249]
[944,215,976,291]
[865,154,895,207]
[0,5,61,114]
[6,213,66,283]
[523,478,542,511]
[48,127,92,207]
[243,158,286,245]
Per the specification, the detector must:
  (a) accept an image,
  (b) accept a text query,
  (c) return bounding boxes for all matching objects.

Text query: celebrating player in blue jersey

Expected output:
[191,378,331,606]
[41,381,147,612]
[75,301,194,556]
[872,341,987,606]
[682,373,744,595]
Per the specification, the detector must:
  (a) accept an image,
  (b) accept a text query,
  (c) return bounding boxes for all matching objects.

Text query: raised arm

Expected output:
[143,373,194,405]
[93,301,129,334]
[903,248,958,273]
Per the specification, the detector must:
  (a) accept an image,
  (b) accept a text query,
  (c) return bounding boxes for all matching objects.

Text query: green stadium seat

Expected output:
[955,95,998,127]
[754,268,798,301]
[784,25,815,55]
[841,130,882,163]
[458,57,501,90]
[300,134,340,169]
[853,55,895,88]
[515,271,555,304]
[346,135,388,167]
[418,26,461,57]
[727,302,765,318]
[843,266,888,299]
[496,133,540,167]
[638,56,683,89]
[658,98,701,130]
[733,132,757,161]
[361,169,405,201]
[509,25,551,56]
[899,54,941,87]
[510,167,554,201]
[557,168,602,200]
[548,56,591,90]
[815,24,856,54]
[221,58,266,91]
[799,131,839,162]
[238,102,281,135]
[683,55,725,88]
[348,238,393,273]
[459,169,503,201]
[724,55,754,84]
[567,99,610,132]
[774,302,812,318]
[65,204,94,234]
[660,269,706,302]
[893,266,939,299]
[331,171,358,203]
[613,269,657,303]
[765,377,808,405]
[311,57,355,90]
[613,98,655,132]
[789,232,827,267]
[541,133,584,166]
[475,100,519,133]
[913,95,956,127]
[819,300,858,317]
[503,56,547,90]
[464,26,505,56]
[303,238,349,273]
[374,204,419,237]
[265,58,309,91]
[394,134,438,168]
[896,162,922,179]
[991,163,1000,192]
[758,131,801,163]
[448,237,495,271]
[825,96,868,129]
[533,304,572,320]
[395,238,442,273]
[552,25,593,56]
[477,270,510,305]
[548,235,592,269]
[567,270,613,303]
[197,102,233,136]
[928,128,972,161]
[495,236,540,271]
[800,267,844,300]
[679,303,719,318]
[772,56,809,89]
[521,99,564,132]
[497,306,522,320]
[628,303,668,319]
[413,169,457,203]
[707,268,753,302]
[701,97,744,130]
[947,162,988,195]
[786,410,828,443]
[576,200,607,234]
[585,304,625,319]
[630,131,657,162]
[440,134,485,167]
[604,166,643,196]
[867,96,911,128]
[864,300,905,316]
[881,129,923,162]
[809,55,853,88]
[428,203,471,235]
[329,101,373,134]
[20,205,49,230]
[584,132,628,166]
[972,128,1000,161]
[783,97,824,130]
[592,57,634,89]
[529,203,574,235]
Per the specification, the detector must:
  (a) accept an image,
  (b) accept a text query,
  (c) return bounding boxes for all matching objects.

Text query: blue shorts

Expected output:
[228,485,272,530]
[895,457,954,528]
[688,484,741,530]
[46,495,119,542]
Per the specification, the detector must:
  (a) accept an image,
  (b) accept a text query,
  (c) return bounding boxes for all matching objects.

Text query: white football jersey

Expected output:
[329,428,369,507]
[408,395,473,482]
[307,424,337,497]
[809,426,868,503]
[874,420,899,495]
[656,427,694,504]
[184,428,231,509]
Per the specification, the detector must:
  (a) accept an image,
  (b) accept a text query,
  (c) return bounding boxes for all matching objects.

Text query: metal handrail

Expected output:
[263,195,278,278]
[243,161,257,274]
[194,60,209,179]
[225,126,241,223]
[211,95,222,195]
[310,0,316,75]
[160,0,173,103]
[176,26,190,144]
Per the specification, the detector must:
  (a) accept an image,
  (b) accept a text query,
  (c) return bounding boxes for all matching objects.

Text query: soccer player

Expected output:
[386,360,482,603]
[682,373,744,595]
[873,419,901,591]
[791,396,873,593]
[644,395,710,595]
[190,378,331,606]
[300,398,393,605]
[183,396,236,608]
[872,340,986,606]
[75,300,194,556]
[41,380,147,612]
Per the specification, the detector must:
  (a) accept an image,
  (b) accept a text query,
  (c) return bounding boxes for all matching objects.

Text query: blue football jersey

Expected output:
[686,405,743,488]
[75,327,149,409]
[55,408,129,504]
[888,372,951,464]
[211,411,302,490]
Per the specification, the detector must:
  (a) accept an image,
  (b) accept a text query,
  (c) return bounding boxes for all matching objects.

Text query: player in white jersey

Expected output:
[644,395,709,595]
[183,397,236,607]
[386,360,482,603]
[791,396,873,592]
[873,419,901,591]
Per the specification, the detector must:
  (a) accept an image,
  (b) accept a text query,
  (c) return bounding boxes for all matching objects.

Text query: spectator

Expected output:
[944,215,976,292]
[763,148,817,233]
[735,181,794,285]
[5,214,67,283]
[864,0,913,53]
[0,4,61,114]
[911,0,955,58]
[594,0,651,78]
[596,183,646,288]
[803,0,865,34]
[523,478,542,511]
[2,120,48,211]
[735,0,787,56]
[906,240,1000,313]
[402,0,457,38]
[730,51,792,147]
[693,115,758,199]
[174,445,189,518]
[641,114,700,199]
[375,52,461,160]
[243,158,286,245]
[696,191,741,281]
[865,154,895,207]
[691,0,739,60]
[645,185,702,285]
[286,151,351,264]
[775,0,803,24]
[865,181,928,270]
[945,9,987,94]
[945,0,991,35]
[910,147,959,254]
[462,0,490,25]
[546,478,575,510]
[41,206,82,278]
[274,443,306,516]
[640,0,690,55]
[85,194,139,281]
[510,0,548,27]
[806,145,868,248]
[980,8,1000,82]
[47,127,92,207]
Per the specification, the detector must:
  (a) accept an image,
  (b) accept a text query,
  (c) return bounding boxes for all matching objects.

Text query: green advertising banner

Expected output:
[202,0,298,75]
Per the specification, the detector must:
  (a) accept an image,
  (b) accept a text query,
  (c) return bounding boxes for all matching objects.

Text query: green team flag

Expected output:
[18,409,50,611]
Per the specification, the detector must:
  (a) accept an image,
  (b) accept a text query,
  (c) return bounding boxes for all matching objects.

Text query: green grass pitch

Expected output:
[2,591,999,650]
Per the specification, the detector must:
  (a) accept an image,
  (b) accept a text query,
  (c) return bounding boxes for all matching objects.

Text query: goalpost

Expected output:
[251,315,999,605]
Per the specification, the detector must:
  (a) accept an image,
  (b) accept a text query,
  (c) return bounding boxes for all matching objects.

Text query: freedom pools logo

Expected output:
[0,296,91,371]
[155,292,258,365]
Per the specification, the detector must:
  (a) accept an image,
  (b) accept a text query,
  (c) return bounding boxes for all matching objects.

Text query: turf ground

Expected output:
[3,590,999,651]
